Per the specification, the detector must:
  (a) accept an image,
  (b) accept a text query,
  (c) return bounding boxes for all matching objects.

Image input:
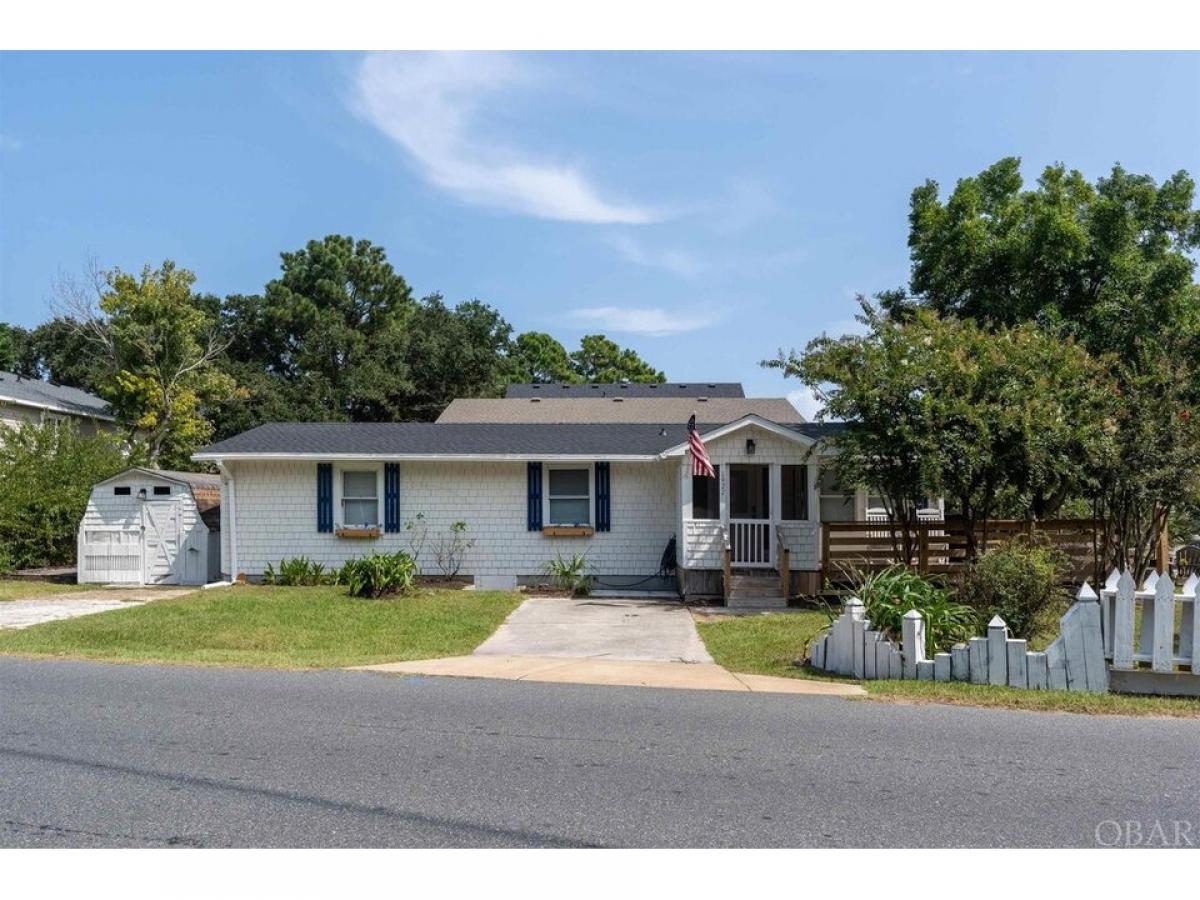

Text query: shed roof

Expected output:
[0,371,113,419]
[96,467,221,529]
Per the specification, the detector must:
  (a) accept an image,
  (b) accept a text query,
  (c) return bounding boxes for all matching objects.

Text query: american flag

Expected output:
[687,414,715,478]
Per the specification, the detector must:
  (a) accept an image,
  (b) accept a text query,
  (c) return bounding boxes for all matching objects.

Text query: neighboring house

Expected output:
[193,382,865,600]
[78,467,221,586]
[0,370,116,437]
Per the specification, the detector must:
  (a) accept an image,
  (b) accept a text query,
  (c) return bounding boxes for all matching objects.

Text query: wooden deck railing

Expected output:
[821,518,1102,584]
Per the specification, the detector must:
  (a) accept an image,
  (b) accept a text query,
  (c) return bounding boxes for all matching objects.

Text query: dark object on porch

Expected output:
[658,537,677,577]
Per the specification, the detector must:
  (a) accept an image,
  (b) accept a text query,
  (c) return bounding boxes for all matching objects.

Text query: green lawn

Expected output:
[695,608,1200,718]
[0,584,522,669]
[694,609,834,680]
[0,580,107,602]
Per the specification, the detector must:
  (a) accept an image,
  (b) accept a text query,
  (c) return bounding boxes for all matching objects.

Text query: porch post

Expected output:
[678,459,691,566]
[719,463,729,527]
[769,462,782,569]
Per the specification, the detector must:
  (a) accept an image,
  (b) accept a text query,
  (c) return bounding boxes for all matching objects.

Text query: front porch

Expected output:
[668,420,835,605]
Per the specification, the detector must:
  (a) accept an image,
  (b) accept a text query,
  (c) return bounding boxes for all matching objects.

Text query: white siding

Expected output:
[225,459,678,578]
[78,471,213,585]
[679,424,826,570]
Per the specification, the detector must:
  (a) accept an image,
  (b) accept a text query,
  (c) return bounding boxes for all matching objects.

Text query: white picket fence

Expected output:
[810,586,1108,693]
[1099,568,1198,674]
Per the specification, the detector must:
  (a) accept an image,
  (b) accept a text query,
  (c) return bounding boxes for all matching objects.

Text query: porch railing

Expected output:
[729,519,772,568]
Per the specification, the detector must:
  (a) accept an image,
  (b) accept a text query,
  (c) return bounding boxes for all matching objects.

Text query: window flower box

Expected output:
[542,525,594,537]
[335,525,381,539]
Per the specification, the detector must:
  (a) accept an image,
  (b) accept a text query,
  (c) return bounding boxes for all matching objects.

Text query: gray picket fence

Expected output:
[809,585,1107,693]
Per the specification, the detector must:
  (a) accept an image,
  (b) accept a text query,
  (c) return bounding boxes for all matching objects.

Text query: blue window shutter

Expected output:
[527,462,542,531]
[595,462,611,532]
[317,463,333,533]
[384,463,400,533]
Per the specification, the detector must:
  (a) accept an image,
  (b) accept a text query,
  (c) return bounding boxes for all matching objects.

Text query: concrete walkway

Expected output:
[473,595,714,663]
[356,594,864,696]
[356,654,864,695]
[0,589,192,630]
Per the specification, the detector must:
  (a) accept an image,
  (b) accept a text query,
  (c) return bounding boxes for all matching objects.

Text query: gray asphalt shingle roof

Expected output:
[505,382,745,399]
[0,371,112,418]
[195,420,843,458]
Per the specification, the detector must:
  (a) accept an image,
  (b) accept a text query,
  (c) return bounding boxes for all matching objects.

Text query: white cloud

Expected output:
[605,233,706,279]
[353,52,658,224]
[565,306,720,337]
[787,387,825,421]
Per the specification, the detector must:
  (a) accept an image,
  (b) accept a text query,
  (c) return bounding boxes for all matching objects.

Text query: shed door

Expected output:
[142,500,181,584]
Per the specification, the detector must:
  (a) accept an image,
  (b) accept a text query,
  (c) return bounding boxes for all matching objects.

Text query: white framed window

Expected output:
[544,465,593,526]
[340,468,380,526]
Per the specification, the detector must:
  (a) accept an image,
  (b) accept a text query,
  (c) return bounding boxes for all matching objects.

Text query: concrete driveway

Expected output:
[474,595,713,663]
[359,594,862,697]
[0,589,192,630]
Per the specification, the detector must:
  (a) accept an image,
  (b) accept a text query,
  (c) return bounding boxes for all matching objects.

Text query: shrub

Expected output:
[847,565,979,655]
[431,520,474,577]
[262,556,336,586]
[957,535,1069,640]
[542,552,593,596]
[0,422,128,570]
[341,551,417,598]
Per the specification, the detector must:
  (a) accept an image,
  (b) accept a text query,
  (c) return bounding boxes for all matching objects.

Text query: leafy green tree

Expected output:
[899,157,1200,356]
[0,323,25,372]
[62,261,235,467]
[770,301,1118,559]
[0,422,128,570]
[896,158,1200,569]
[511,332,580,384]
[20,317,110,391]
[392,295,515,420]
[569,334,665,383]
[251,235,415,419]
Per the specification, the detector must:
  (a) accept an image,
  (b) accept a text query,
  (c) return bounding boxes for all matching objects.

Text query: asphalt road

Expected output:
[2,658,1198,847]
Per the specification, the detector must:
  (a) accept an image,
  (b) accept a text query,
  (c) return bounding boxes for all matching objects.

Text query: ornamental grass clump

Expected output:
[341,551,417,598]
[846,565,979,656]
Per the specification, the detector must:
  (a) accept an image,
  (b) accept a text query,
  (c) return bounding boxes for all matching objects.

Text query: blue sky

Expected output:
[1,51,1198,410]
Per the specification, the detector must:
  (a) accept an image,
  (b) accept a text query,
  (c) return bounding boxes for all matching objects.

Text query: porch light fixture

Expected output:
[746,439,756,455]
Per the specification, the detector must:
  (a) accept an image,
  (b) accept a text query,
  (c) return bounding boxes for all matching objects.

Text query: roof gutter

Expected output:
[192,452,663,463]
[0,394,116,422]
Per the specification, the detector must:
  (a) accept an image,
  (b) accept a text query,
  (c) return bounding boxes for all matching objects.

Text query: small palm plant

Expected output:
[542,552,594,597]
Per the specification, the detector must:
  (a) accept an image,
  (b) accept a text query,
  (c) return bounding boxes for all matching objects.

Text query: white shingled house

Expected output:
[0,370,117,437]
[193,382,862,603]
[78,468,221,586]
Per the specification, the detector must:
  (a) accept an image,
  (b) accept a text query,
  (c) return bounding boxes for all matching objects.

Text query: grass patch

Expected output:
[0,580,107,602]
[694,609,832,680]
[695,608,1200,718]
[864,679,1200,718]
[0,584,522,669]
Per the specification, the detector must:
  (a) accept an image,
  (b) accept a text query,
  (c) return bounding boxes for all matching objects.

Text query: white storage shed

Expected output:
[78,468,221,586]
